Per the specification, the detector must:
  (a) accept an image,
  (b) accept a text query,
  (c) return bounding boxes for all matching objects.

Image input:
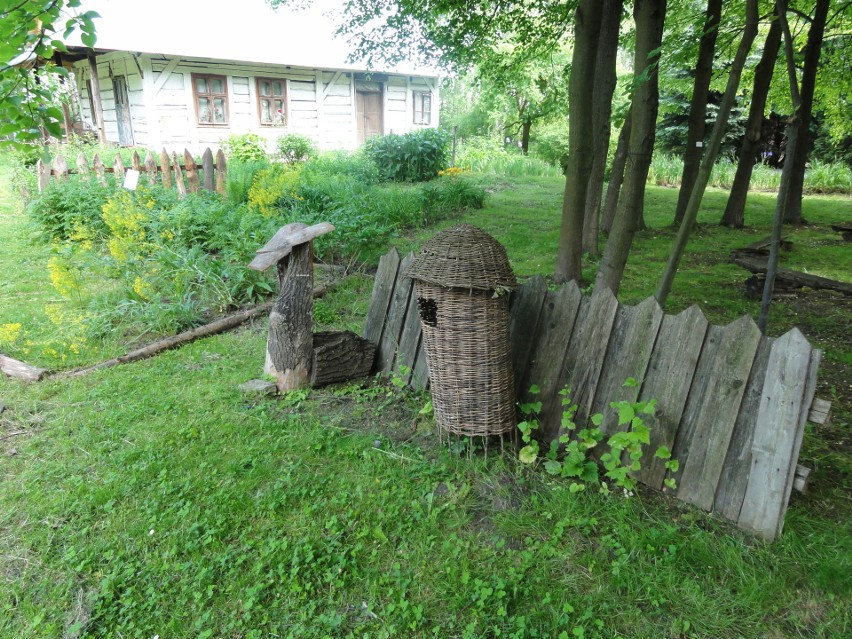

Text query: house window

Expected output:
[192,74,228,125]
[413,91,432,125]
[257,78,287,126]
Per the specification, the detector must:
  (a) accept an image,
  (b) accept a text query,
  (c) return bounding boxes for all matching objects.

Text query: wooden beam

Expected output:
[734,256,852,295]
[322,70,344,98]
[87,53,108,144]
[152,57,180,94]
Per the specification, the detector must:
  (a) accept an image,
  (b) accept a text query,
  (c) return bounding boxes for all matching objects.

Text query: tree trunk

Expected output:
[595,0,667,295]
[555,0,604,283]
[655,0,758,306]
[721,19,782,228]
[673,0,724,225]
[520,119,532,156]
[266,243,315,391]
[583,0,625,257]
[601,108,632,234]
[783,0,830,224]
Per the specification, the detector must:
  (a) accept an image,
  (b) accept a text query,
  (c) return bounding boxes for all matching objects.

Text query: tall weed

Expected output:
[365,128,450,182]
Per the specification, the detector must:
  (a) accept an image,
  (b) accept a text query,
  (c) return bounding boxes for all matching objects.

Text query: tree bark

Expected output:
[520,119,531,155]
[655,0,758,306]
[583,0,625,257]
[721,19,782,228]
[266,242,315,391]
[601,108,632,234]
[595,0,667,295]
[555,0,604,283]
[673,0,724,225]
[783,0,830,224]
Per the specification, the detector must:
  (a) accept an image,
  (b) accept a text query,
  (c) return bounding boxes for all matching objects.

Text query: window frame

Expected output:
[256,77,288,127]
[412,90,432,125]
[192,73,229,127]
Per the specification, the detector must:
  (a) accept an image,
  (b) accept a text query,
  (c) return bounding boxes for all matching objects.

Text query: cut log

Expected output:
[734,256,852,295]
[0,355,48,382]
[310,331,376,388]
[730,235,792,259]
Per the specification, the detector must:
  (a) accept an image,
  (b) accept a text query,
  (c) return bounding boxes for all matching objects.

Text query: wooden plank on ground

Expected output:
[561,285,619,425]
[776,347,821,537]
[634,305,708,490]
[201,147,215,191]
[674,316,761,511]
[159,149,171,188]
[184,149,201,193]
[362,248,401,346]
[395,289,422,384]
[376,253,415,374]
[524,281,583,441]
[591,295,664,440]
[508,276,548,396]
[712,336,774,521]
[215,149,227,195]
[738,329,814,539]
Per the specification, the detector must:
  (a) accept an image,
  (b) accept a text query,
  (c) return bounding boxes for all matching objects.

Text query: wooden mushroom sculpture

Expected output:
[249,222,334,391]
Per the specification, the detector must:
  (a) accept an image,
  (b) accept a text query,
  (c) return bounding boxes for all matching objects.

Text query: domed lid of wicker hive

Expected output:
[405,224,517,292]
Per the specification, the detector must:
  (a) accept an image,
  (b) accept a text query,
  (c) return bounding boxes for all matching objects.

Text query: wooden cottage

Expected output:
[58,1,440,153]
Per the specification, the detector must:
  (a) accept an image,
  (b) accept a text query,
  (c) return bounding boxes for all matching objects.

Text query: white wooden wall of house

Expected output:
[74,53,439,153]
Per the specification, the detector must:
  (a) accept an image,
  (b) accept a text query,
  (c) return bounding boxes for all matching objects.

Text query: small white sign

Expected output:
[695,141,704,148]
[123,169,140,190]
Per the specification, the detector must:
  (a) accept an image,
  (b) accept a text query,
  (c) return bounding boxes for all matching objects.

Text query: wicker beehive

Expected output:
[405,224,518,438]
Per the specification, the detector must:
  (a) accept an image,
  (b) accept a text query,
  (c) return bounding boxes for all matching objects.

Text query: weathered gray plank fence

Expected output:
[364,248,823,540]
[36,148,227,197]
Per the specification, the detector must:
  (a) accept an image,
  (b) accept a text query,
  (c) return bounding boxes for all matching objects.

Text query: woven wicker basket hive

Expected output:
[405,224,518,437]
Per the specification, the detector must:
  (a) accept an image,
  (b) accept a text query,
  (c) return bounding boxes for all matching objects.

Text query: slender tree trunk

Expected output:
[595,0,667,295]
[555,0,604,283]
[656,0,758,306]
[783,0,830,224]
[759,0,813,331]
[674,0,724,225]
[521,119,532,155]
[601,108,632,234]
[721,19,782,228]
[583,0,625,257]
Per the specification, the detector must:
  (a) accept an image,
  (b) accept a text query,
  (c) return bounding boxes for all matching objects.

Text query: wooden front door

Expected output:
[356,90,383,144]
[112,76,135,146]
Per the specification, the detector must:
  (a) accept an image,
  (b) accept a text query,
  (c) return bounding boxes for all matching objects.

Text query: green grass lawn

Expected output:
[1,160,850,638]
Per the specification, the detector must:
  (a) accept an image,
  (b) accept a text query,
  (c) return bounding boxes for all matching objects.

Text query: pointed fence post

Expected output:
[172,152,187,198]
[76,153,90,181]
[131,150,142,173]
[184,149,200,193]
[113,154,126,183]
[93,154,106,185]
[215,149,227,195]
[159,149,172,189]
[201,147,215,192]
[36,159,52,191]
[53,155,69,181]
[145,151,158,186]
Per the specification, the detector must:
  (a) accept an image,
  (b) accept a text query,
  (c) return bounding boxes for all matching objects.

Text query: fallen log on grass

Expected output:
[0,355,48,382]
[733,256,852,296]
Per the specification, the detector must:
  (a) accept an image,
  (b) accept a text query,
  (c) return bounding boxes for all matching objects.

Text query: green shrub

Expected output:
[221,133,268,163]
[26,179,118,241]
[247,164,303,217]
[225,159,270,205]
[276,133,318,164]
[364,128,450,182]
[303,150,380,184]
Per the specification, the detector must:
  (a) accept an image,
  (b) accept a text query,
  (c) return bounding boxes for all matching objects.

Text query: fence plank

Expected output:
[525,281,583,441]
[713,337,774,521]
[376,253,415,374]
[592,296,664,440]
[776,346,821,537]
[144,151,158,186]
[675,316,761,511]
[53,155,69,180]
[172,152,187,198]
[738,329,814,539]
[634,305,708,490]
[131,150,142,173]
[202,148,215,191]
[411,335,430,390]
[159,149,172,189]
[561,285,619,426]
[215,149,227,195]
[36,159,51,191]
[363,248,401,346]
[76,153,90,181]
[93,154,106,185]
[508,276,548,396]
[113,154,126,181]
[184,149,201,193]
[395,289,422,384]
